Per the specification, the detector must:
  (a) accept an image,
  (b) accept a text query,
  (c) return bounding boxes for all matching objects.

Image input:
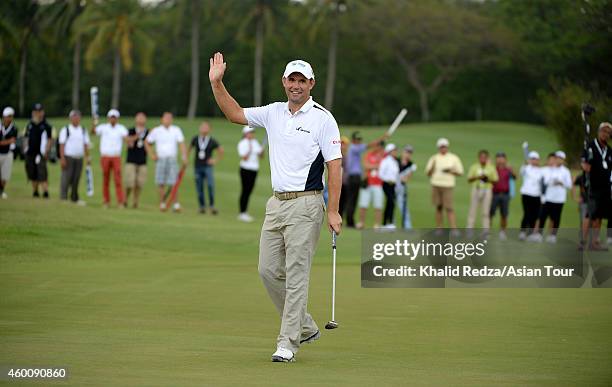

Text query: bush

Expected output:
[533,79,611,167]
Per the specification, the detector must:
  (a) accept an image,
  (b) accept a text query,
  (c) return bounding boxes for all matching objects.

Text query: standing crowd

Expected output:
[2,103,611,247]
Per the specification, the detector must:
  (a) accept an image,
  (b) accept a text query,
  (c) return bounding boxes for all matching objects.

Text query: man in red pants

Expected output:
[93,109,128,208]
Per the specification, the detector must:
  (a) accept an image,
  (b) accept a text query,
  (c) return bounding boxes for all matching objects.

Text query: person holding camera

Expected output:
[425,138,464,233]
[466,150,498,235]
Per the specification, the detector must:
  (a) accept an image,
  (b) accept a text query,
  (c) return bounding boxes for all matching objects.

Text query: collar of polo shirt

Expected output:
[285,96,315,115]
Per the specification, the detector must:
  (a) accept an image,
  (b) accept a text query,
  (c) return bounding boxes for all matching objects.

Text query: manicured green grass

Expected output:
[1,120,610,386]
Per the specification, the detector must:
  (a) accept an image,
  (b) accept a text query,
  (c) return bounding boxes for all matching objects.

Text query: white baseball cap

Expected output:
[436,138,449,148]
[528,151,540,159]
[107,109,120,118]
[242,126,255,134]
[283,60,315,80]
[2,107,15,117]
[385,143,396,153]
[555,150,566,159]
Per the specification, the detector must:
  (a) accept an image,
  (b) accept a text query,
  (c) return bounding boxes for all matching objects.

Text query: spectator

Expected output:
[529,150,572,243]
[237,126,263,222]
[397,145,416,230]
[58,110,90,204]
[519,151,542,240]
[356,141,385,229]
[379,143,399,228]
[0,107,17,199]
[345,131,389,228]
[490,152,516,240]
[339,136,350,217]
[125,112,149,208]
[93,109,128,208]
[425,138,464,233]
[145,112,187,212]
[188,121,224,214]
[580,122,612,251]
[571,171,589,244]
[466,150,498,236]
[24,103,52,198]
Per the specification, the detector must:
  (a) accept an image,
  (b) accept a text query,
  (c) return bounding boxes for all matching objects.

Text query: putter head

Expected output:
[325,320,339,330]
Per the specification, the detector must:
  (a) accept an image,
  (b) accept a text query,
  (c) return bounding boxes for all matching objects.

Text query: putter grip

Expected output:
[332,231,336,248]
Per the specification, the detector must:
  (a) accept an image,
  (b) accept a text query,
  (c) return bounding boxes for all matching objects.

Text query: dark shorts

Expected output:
[587,193,611,220]
[490,192,510,218]
[25,154,48,182]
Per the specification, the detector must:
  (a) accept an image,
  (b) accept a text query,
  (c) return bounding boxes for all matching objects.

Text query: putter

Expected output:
[325,230,339,330]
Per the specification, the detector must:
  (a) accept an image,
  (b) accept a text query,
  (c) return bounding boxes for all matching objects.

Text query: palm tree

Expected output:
[238,0,282,107]
[186,0,201,120]
[40,0,86,110]
[76,0,155,109]
[290,0,347,111]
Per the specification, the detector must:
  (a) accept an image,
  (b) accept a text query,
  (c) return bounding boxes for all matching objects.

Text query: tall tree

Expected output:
[360,0,514,122]
[238,0,281,106]
[40,0,86,110]
[76,0,155,109]
[302,0,347,111]
[187,0,201,119]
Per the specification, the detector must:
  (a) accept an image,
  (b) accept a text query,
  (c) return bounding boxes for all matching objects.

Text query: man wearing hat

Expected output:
[237,125,264,222]
[209,53,342,362]
[59,110,91,203]
[425,138,464,233]
[581,122,612,250]
[93,109,128,208]
[466,150,498,235]
[24,103,53,198]
[519,150,543,240]
[0,107,18,199]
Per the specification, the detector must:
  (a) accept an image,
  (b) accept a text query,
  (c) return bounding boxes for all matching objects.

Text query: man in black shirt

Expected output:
[24,103,53,198]
[581,122,612,250]
[125,112,148,208]
[0,107,18,199]
[187,122,224,214]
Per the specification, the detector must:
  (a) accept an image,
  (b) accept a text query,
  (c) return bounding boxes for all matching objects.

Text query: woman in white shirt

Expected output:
[530,151,572,243]
[237,126,264,222]
[519,151,542,240]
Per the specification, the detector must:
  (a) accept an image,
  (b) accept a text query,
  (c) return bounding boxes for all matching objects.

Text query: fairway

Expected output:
[1,120,611,386]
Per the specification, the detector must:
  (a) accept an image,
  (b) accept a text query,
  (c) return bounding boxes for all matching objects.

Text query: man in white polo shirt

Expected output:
[145,112,187,212]
[58,110,91,204]
[209,53,342,363]
[93,109,128,208]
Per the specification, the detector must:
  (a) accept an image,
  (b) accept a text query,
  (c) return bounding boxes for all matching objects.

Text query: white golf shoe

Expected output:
[238,213,254,222]
[518,231,527,241]
[527,233,543,243]
[271,347,295,363]
[545,234,557,244]
[499,230,507,241]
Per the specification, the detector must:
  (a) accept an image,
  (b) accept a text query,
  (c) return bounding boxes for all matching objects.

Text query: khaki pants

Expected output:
[258,193,325,353]
[467,187,493,229]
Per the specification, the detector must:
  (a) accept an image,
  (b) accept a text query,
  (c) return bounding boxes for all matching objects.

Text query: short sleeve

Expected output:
[120,126,128,137]
[212,139,219,149]
[317,116,342,162]
[175,128,184,143]
[45,124,52,138]
[454,155,464,175]
[129,128,136,136]
[425,156,435,174]
[190,136,197,147]
[58,127,67,144]
[84,132,91,145]
[244,104,273,129]
[146,129,156,143]
[95,125,103,135]
[237,139,249,157]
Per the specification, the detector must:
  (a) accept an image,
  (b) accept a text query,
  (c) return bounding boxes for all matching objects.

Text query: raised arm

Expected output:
[209,52,247,125]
